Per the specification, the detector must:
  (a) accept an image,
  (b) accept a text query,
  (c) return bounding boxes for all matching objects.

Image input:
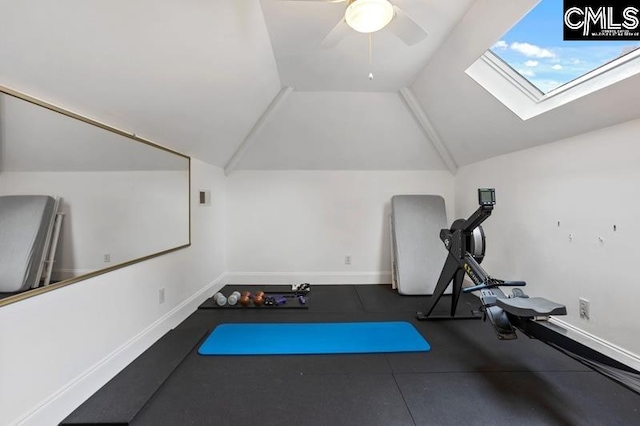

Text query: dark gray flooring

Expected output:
[61,328,208,425]
[396,371,640,426]
[69,284,640,425]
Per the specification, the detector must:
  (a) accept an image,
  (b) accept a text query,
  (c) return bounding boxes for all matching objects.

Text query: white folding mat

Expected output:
[390,195,448,295]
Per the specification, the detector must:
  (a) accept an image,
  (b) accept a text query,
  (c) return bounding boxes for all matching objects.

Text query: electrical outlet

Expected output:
[579,298,590,319]
[103,253,110,263]
[344,255,352,265]
[158,288,165,304]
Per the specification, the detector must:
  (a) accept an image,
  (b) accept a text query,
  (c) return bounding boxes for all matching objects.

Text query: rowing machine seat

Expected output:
[496,297,567,317]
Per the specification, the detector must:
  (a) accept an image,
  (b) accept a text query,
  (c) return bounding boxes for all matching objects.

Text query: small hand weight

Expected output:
[227,291,241,306]
[213,292,227,306]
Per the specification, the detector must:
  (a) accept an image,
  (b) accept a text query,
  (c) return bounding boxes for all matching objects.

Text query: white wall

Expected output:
[0,170,189,280]
[0,159,226,426]
[455,118,640,356]
[226,170,454,284]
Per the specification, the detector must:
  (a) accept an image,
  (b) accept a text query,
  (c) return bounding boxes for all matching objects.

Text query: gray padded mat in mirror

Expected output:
[0,195,55,292]
[391,195,448,295]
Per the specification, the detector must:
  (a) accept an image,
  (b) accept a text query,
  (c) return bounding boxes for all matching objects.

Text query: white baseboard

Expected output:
[225,271,392,285]
[548,317,640,372]
[14,273,227,426]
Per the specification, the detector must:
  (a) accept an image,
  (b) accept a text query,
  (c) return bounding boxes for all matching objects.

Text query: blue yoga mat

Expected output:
[198,321,430,355]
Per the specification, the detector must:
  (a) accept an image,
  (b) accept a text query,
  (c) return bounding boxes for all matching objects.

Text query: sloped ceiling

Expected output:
[1,0,639,172]
[0,0,281,168]
[236,91,446,170]
[259,0,474,91]
[411,0,640,166]
[0,93,186,172]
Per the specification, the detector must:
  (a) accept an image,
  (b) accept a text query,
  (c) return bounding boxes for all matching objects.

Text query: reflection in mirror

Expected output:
[0,89,190,305]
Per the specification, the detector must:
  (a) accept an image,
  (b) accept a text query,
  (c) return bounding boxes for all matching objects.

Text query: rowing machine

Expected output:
[416,189,640,393]
[417,188,567,340]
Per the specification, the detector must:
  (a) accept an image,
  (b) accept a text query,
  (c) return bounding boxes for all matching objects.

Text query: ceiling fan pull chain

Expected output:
[368,33,374,80]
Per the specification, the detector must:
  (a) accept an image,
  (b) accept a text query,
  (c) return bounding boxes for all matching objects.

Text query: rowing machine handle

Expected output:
[502,281,526,287]
[463,281,526,293]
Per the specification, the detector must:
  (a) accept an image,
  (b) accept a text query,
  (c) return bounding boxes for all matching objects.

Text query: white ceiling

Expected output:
[411,0,640,166]
[1,0,639,172]
[0,0,281,168]
[237,91,446,169]
[259,0,474,91]
[0,93,187,172]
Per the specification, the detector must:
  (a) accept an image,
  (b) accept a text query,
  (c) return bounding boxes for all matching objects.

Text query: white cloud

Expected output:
[525,60,539,67]
[511,42,556,59]
[518,68,536,77]
[619,45,640,57]
[529,79,562,93]
[493,40,508,50]
[552,64,563,70]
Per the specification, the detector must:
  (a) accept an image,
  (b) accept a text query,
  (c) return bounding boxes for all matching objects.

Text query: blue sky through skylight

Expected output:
[490,1,640,93]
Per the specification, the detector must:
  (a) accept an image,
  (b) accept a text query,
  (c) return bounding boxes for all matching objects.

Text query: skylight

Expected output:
[490,1,639,94]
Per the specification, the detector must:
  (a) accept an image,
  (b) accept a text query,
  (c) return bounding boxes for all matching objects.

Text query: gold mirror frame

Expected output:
[0,85,191,307]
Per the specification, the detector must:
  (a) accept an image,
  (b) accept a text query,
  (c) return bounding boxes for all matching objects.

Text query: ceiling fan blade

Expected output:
[319,18,350,48]
[390,0,409,8]
[388,5,427,46]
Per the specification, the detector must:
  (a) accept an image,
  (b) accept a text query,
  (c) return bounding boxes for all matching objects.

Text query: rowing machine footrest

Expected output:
[486,306,517,340]
[496,297,567,317]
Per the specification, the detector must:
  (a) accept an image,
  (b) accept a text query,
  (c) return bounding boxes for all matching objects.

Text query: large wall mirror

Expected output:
[0,86,190,307]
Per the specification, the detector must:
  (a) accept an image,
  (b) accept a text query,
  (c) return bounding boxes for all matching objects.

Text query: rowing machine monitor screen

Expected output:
[478,188,496,206]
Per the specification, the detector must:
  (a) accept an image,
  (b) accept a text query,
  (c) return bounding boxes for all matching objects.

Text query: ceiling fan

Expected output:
[281,0,428,48]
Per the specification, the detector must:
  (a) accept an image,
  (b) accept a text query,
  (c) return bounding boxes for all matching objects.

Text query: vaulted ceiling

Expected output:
[1,0,639,173]
[0,93,186,172]
[260,0,474,91]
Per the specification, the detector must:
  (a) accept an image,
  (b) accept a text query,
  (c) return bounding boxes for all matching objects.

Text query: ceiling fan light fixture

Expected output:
[345,0,394,34]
